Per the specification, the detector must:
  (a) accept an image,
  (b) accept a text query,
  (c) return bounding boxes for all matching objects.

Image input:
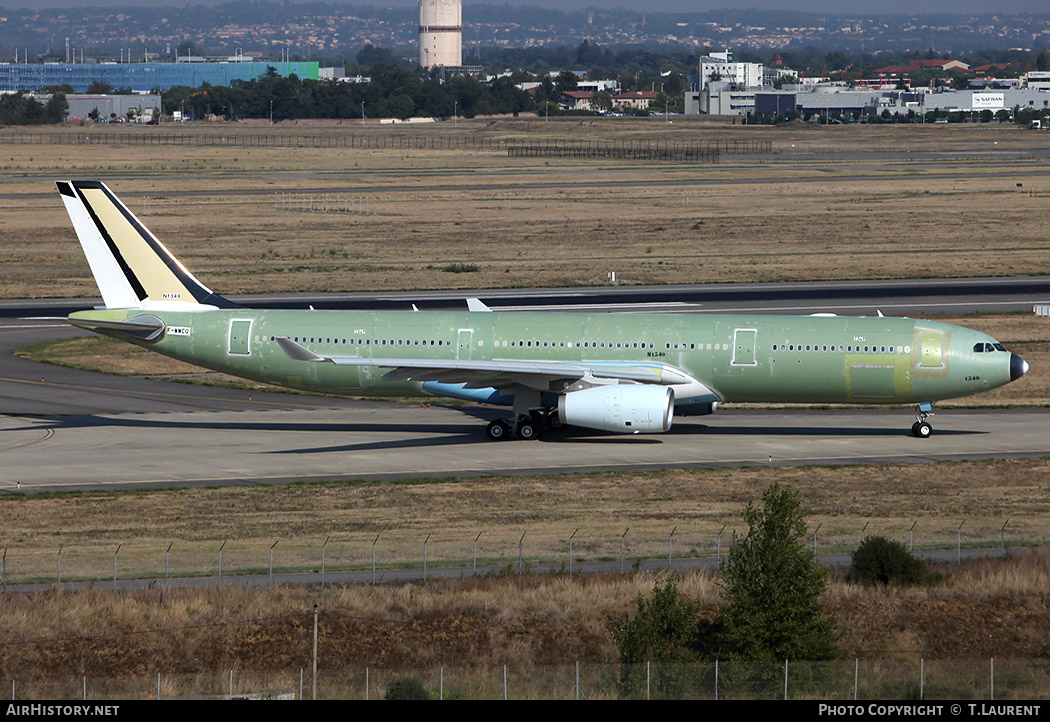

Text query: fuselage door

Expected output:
[731,328,757,367]
[228,319,252,356]
[920,331,943,369]
[457,329,473,360]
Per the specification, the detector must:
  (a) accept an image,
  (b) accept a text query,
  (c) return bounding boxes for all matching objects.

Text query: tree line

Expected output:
[0,92,68,125]
[161,65,535,121]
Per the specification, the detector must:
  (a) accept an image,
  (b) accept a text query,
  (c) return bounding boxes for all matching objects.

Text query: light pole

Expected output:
[269,99,273,125]
[361,101,365,124]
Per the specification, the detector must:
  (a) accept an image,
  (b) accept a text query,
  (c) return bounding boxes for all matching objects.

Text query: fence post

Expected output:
[423,533,430,582]
[518,532,526,573]
[165,541,172,588]
[57,544,62,586]
[321,536,329,588]
[620,528,629,573]
[717,525,725,561]
[813,523,821,555]
[957,521,965,563]
[473,531,482,575]
[668,526,676,569]
[569,528,577,576]
[270,540,278,586]
[990,657,994,700]
[909,521,917,552]
[1000,520,1009,556]
[372,535,379,585]
[312,604,318,700]
[113,544,121,590]
[218,539,226,588]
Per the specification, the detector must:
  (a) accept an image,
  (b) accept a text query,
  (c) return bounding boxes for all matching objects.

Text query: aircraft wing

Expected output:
[274,336,694,389]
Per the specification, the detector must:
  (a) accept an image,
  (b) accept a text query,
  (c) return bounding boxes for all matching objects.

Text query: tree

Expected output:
[715,483,838,661]
[611,576,704,698]
[554,70,578,92]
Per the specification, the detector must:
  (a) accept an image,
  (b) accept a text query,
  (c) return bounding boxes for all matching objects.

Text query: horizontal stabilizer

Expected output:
[67,313,166,342]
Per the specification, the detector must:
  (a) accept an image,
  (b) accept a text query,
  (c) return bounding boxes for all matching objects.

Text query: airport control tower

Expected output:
[418,0,462,69]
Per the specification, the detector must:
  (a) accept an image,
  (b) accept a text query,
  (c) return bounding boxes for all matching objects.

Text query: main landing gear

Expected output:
[486,409,561,441]
[911,402,934,439]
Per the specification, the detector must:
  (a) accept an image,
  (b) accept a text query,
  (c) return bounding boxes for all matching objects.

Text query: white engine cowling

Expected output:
[558,385,674,434]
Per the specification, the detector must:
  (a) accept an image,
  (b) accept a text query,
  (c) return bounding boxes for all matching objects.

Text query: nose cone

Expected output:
[1010,353,1029,382]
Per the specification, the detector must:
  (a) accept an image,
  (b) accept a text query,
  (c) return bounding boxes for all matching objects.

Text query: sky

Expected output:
[0,0,1047,14]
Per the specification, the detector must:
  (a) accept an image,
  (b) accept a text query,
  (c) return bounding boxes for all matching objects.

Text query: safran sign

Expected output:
[972,92,1005,109]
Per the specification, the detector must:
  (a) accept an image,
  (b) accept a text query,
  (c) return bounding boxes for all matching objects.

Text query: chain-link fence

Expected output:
[7,658,1050,700]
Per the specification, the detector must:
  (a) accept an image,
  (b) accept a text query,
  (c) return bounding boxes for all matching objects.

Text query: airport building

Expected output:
[61,93,163,121]
[0,61,319,93]
[752,87,1050,118]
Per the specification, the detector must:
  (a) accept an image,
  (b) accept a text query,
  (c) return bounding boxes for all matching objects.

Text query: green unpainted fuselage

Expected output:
[72,307,1018,407]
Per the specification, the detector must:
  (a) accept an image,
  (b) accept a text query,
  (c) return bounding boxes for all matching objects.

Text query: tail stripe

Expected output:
[63,180,236,309]
[70,183,150,303]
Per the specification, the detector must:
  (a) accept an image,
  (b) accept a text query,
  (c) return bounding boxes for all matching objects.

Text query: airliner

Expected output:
[57,180,1028,441]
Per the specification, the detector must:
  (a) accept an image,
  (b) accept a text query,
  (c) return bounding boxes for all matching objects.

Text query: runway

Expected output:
[2,280,1049,492]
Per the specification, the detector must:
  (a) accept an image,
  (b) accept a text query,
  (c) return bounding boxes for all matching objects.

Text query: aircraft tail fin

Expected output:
[56,180,237,310]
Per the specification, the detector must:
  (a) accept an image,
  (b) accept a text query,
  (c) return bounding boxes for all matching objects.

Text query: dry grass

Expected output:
[2,119,1049,298]
[3,553,1050,686]
[2,460,1050,584]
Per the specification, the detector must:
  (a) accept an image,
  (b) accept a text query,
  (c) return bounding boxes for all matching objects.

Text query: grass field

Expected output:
[1,470,1049,682]
[2,117,1049,298]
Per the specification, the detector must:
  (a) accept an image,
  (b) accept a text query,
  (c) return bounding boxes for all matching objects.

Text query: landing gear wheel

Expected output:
[912,403,935,439]
[517,420,540,440]
[545,408,564,430]
[487,420,510,441]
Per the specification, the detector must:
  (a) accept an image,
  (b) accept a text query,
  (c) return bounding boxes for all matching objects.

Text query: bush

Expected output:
[384,676,431,700]
[847,536,928,587]
[611,576,703,697]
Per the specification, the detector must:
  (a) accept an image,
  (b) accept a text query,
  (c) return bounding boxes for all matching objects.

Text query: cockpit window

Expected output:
[974,343,986,353]
[994,343,1007,352]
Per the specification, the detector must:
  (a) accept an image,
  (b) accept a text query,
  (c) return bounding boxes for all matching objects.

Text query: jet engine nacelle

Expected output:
[558,385,674,434]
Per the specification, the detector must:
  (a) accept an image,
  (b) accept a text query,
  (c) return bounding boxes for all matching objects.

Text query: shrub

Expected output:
[847,536,928,587]
[384,676,431,700]
[611,576,703,697]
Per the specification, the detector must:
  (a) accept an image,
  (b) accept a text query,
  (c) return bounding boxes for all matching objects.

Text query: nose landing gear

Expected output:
[911,402,934,438]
